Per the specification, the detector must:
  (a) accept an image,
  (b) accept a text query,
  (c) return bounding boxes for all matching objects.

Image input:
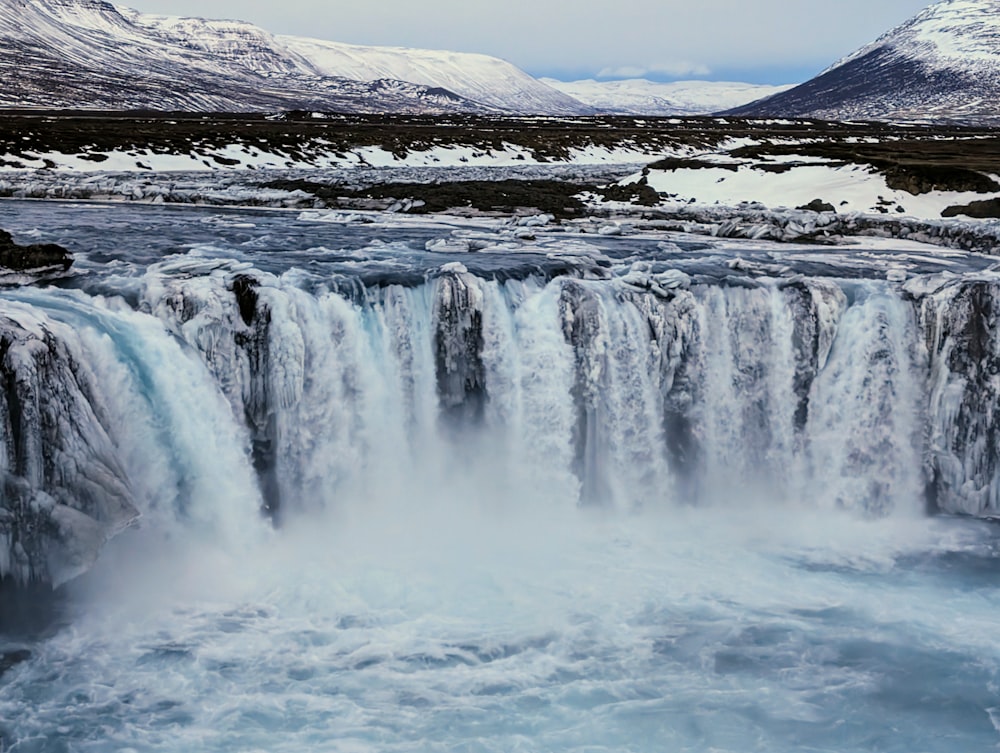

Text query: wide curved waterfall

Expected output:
[3,245,999,584]
[2,202,1000,752]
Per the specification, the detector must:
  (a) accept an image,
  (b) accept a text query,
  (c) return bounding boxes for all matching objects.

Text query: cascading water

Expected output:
[1,202,1000,752]
[0,287,267,585]
[85,257,977,527]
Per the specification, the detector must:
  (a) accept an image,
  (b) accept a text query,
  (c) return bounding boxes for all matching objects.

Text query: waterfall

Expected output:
[4,259,1000,586]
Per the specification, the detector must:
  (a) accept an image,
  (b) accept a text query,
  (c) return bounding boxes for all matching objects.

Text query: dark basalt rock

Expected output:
[880,164,1000,196]
[0,318,139,589]
[434,272,487,425]
[231,274,261,328]
[0,230,72,273]
[913,280,1000,514]
[598,180,661,206]
[942,198,1000,219]
[229,275,282,521]
[756,163,796,174]
[646,157,739,172]
[797,199,837,213]
[354,179,588,218]
[261,178,589,219]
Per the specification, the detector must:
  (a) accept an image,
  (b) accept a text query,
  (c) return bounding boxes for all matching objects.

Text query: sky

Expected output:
[119,0,935,84]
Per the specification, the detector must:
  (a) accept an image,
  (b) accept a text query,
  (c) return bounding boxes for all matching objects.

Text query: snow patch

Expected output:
[636,162,1000,220]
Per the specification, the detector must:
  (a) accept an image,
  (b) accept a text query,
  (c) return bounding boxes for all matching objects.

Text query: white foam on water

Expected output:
[3,233,1000,750]
[5,500,1000,753]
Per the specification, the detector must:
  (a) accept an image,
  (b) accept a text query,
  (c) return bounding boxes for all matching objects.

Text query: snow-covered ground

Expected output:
[0,141,660,173]
[626,160,1000,221]
[541,79,795,116]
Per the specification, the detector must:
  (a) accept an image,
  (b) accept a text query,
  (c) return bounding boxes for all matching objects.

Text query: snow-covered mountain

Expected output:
[0,0,592,114]
[541,78,796,116]
[272,38,589,115]
[728,0,1000,123]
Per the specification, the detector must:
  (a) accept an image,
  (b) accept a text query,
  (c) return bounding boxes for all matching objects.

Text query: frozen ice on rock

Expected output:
[516,213,555,227]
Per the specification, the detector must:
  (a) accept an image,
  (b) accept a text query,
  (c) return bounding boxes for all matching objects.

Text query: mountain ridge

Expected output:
[0,0,592,114]
[728,0,1000,123]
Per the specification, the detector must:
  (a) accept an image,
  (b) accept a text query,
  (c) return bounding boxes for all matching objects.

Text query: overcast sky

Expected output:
[120,0,934,84]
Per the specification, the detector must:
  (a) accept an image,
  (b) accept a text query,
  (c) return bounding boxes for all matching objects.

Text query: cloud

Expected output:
[596,62,712,80]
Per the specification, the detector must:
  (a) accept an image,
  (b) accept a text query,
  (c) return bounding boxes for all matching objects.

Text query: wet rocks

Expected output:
[613,203,1000,255]
[0,230,72,274]
[433,270,487,424]
[0,315,139,588]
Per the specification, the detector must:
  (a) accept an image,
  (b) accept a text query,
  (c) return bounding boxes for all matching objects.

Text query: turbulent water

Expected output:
[1,201,1000,752]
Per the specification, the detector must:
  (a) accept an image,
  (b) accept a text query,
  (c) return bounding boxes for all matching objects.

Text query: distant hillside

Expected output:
[0,0,592,115]
[728,0,1000,124]
[542,79,795,116]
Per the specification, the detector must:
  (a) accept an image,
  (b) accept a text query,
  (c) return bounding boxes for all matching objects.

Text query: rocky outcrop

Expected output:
[606,204,1000,255]
[881,164,1000,196]
[0,311,138,588]
[910,278,1000,514]
[433,268,488,424]
[942,198,1000,218]
[0,230,72,274]
[797,199,836,213]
